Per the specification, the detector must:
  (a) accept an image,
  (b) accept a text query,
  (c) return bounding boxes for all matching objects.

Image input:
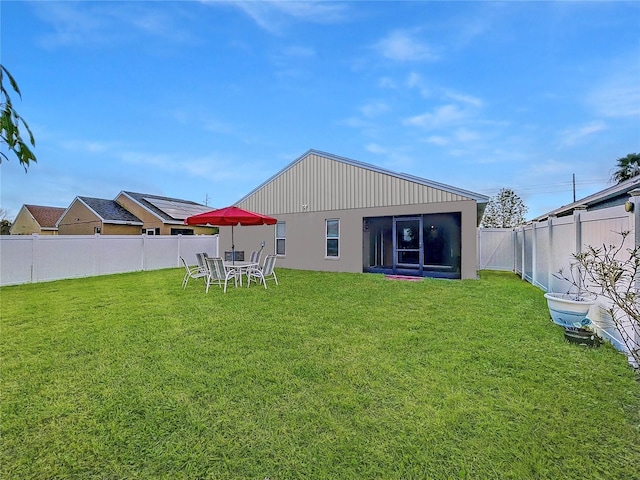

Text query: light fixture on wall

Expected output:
[625,201,634,212]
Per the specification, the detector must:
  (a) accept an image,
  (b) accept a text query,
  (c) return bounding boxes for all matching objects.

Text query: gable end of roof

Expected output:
[237,149,490,205]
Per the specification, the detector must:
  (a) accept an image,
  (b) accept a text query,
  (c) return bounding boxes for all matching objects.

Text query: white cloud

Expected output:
[120,150,251,183]
[444,91,484,108]
[425,135,449,147]
[282,45,316,58]
[404,104,468,129]
[34,2,192,48]
[208,0,348,34]
[374,30,438,62]
[339,117,371,128]
[60,139,118,154]
[358,102,389,118]
[406,72,431,98]
[455,128,481,143]
[365,143,389,155]
[588,77,640,118]
[378,77,397,89]
[559,121,606,147]
[423,128,481,148]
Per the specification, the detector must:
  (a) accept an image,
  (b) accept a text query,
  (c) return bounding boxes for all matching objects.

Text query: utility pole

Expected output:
[204,193,210,206]
[572,174,576,203]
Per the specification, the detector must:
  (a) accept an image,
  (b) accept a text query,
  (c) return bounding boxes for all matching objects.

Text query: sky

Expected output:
[1,0,639,222]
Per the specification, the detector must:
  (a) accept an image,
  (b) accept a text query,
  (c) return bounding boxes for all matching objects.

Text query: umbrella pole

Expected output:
[231,225,235,265]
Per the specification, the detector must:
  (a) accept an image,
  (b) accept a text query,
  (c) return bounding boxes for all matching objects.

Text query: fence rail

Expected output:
[0,234,218,287]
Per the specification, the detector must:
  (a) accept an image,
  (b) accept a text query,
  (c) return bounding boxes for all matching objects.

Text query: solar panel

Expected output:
[143,197,211,220]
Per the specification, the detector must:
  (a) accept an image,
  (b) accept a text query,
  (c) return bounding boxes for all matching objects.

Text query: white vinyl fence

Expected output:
[0,234,218,287]
[478,195,640,360]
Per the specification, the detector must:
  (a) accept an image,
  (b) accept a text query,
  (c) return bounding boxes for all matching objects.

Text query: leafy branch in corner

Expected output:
[1,64,37,170]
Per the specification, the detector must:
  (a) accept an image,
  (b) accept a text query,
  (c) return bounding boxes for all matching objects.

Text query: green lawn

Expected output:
[2,269,639,479]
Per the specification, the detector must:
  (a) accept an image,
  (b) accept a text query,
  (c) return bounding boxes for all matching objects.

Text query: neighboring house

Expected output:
[530,175,640,221]
[9,204,66,235]
[115,191,215,235]
[57,197,144,235]
[229,149,489,279]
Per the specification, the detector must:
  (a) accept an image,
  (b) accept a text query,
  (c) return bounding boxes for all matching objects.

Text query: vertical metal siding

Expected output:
[237,153,468,215]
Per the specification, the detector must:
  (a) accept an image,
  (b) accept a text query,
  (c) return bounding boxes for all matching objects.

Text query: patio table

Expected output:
[224,261,259,287]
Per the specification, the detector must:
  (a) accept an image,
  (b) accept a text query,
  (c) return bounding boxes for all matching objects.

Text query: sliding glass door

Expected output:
[394,217,423,274]
[363,213,461,279]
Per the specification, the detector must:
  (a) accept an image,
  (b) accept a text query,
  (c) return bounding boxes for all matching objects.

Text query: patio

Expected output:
[1,269,639,479]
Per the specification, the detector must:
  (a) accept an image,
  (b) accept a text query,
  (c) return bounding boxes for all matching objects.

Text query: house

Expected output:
[9,204,66,235]
[57,197,144,235]
[228,150,489,279]
[115,191,215,235]
[530,175,640,221]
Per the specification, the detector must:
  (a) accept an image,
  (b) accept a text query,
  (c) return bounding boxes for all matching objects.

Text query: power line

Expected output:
[478,178,608,196]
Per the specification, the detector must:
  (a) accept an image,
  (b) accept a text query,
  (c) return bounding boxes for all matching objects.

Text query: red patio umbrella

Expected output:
[185,206,277,263]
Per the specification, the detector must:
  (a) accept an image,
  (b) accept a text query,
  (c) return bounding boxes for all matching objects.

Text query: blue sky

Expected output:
[2,0,639,221]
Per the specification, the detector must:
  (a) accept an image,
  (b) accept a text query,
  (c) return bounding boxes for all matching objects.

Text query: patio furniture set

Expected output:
[181,250,278,293]
[181,205,279,293]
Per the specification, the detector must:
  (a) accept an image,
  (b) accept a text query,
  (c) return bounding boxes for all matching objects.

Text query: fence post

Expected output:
[629,189,640,355]
[573,205,587,253]
[177,234,182,267]
[531,221,538,287]
[30,233,38,283]
[629,189,640,249]
[547,215,556,292]
[520,227,525,280]
[629,189,640,293]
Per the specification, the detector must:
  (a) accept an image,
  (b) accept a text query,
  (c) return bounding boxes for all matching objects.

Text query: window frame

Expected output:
[275,221,286,256]
[325,219,340,258]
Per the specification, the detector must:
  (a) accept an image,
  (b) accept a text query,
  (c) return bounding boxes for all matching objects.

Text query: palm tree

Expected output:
[611,153,640,184]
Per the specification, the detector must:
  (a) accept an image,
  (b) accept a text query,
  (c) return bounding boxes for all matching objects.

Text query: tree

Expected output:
[611,153,640,184]
[1,65,37,170]
[481,188,528,228]
[0,208,12,235]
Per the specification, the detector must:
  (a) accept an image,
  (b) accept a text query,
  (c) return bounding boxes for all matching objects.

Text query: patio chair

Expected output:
[249,246,263,264]
[247,254,278,289]
[180,256,208,289]
[195,253,209,274]
[206,257,237,293]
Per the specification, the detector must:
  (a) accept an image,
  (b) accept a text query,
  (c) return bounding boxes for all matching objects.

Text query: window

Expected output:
[326,219,339,257]
[171,228,194,235]
[145,228,155,235]
[276,221,286,255]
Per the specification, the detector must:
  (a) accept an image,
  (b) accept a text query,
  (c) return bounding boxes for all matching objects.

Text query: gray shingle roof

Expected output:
[79,197,143,223]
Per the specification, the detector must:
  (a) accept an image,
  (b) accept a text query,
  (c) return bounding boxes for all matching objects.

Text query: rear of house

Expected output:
[116,191,216,236]
[57,197,143,235]
[229,150,489,279]
[10,205,66,235]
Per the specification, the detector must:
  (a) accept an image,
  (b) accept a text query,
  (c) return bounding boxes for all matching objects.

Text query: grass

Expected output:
[1,269,639,479]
